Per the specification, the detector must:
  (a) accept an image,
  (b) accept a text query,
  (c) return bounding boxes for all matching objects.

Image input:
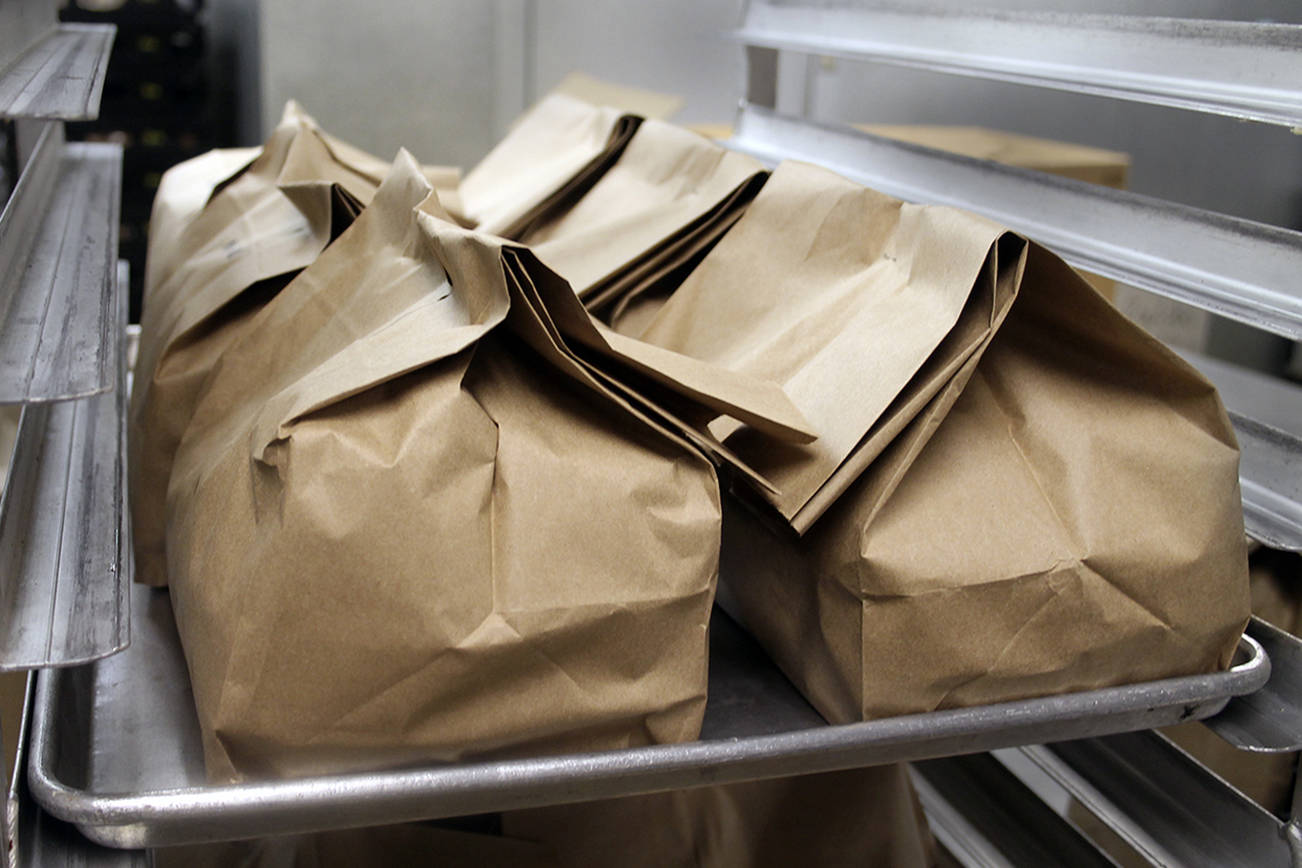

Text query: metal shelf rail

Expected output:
[729,1,1302,865]
[0,0,126,864]
[0,22,114,121]
[0,7,126,672]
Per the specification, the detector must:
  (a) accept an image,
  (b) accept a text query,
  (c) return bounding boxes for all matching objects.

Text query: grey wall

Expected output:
[0,0,56,74]
[211,0,745,161]
[529,0,743,128]
[254,0,498,168]
[206,0,261,147]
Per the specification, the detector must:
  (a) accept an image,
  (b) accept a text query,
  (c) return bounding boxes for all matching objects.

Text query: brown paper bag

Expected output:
[143,145,260,303]
[715,242,1249,723]
[141,102,458,317]
[130,103,459,589]
[516,119,766,318]
[502,766,933,868]
[165,151,808,781]
[635,161,1019,533]
[454,93,640,237]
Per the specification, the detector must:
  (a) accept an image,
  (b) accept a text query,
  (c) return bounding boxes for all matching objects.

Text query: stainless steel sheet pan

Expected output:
[29,580,1267,849]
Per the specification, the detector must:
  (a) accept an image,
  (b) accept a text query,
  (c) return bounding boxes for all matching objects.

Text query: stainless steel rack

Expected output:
[25,584,1266,850]
[727,1,1302,865]
[0,1,126,864]
[4,1,1302,865]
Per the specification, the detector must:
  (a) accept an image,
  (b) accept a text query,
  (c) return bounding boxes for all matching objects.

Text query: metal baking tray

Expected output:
[27,578,1267,850]
[5,674,143,868]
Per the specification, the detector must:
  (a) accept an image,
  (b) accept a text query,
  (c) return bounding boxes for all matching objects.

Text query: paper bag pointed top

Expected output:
[165,152,725,781]
[638,160,1012,532]
[457,93,639,237]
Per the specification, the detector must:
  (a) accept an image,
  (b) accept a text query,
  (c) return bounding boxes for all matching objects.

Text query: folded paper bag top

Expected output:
[517,119,768,312]
[623,157,1247,720]
[636,159,1016,533]
[130,103,457,589]
[147,102,357,313]
[141,101,458,333]
[142,145,259,300]
[165,151,810,781]
[455,92,640,237]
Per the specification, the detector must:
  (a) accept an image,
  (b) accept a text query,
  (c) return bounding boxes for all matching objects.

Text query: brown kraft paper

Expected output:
[131,102,455,588]
[164,151,809,781]
[516,119,767,318]
[454,92,640,238]
[636,160,1020,533]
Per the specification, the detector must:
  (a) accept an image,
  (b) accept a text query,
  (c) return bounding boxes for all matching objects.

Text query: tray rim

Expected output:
[27,633,1268,849]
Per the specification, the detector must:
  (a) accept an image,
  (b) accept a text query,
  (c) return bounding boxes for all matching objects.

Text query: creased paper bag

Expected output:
[516,119,767,319]
[636,161,1020,533]
[502,766,932,868]
[715,242,1250,722]
[131,103,457,588]
[142,102,458,316]
[165,151,809,781]
[454,92,640,237]
[143,145,259,303]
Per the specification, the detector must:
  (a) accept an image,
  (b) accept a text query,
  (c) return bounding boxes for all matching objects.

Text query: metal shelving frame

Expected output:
[727,1,1302,865]
[0,1,126,864]
[4,0,1302,864]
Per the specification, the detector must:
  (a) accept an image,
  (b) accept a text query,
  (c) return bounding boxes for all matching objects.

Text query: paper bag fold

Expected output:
[131,103,453,588]
[637,160,1018,532]
[455,93,640,237]
[166,153,754,781]
[518,119,767,315]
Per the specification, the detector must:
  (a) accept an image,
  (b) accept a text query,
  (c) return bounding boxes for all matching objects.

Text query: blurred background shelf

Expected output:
[0,23,115,121]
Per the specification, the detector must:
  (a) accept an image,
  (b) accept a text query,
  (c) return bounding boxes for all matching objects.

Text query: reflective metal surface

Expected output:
[0,262,127,670]
[733,3,1302,127]
[5,675,143,867]
[727,104,1302,340]
[28,581,1266,849]
[913,753,1119,868]
[1182,350,1302,553]
[0,122,122,403]
[1021,730,1290,867]
[1204,617,1302,753]
[0,24,115,121]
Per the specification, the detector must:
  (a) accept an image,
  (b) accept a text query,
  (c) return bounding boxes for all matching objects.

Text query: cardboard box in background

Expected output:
[854,124,1130,189]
